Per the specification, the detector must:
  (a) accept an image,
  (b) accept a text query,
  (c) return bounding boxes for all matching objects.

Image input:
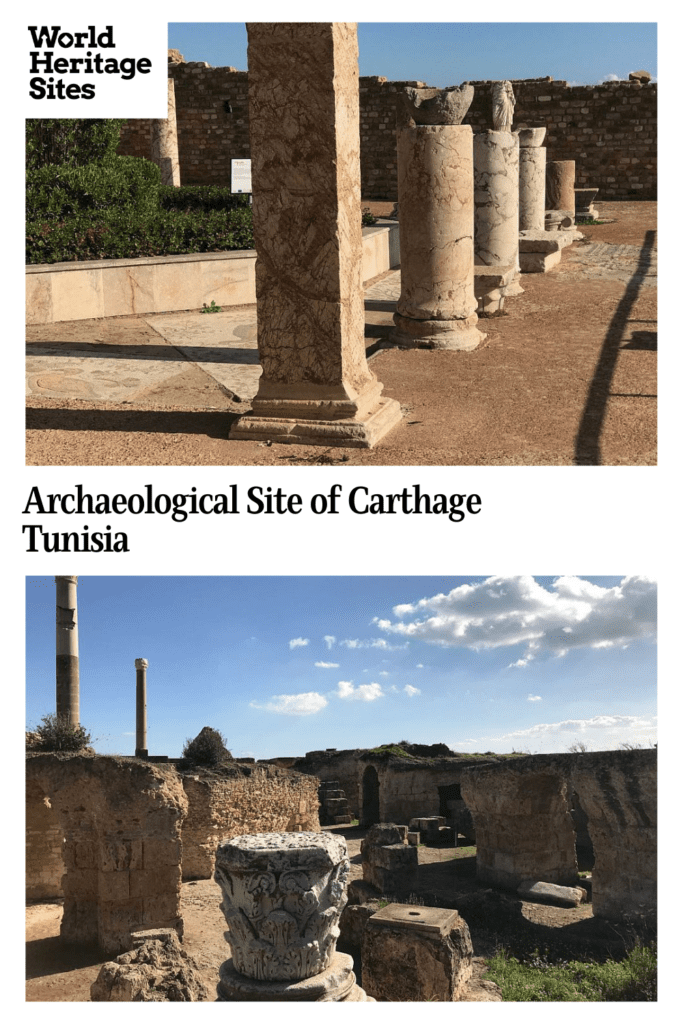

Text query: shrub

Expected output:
[182,727,232,766]
[26,118,127,170]
[33,713,92,752]
[160,185,251,214]
[27,156,162,222]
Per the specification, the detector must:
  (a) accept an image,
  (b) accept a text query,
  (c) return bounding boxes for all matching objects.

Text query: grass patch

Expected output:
[485,943,656,1001]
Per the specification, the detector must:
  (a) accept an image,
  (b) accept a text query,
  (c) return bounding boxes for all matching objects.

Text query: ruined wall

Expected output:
[118,70,656,200]
[26,753,187,954]
[461,759,578,888]
[26,778,64,899]
[461,750,657,925]
[293,749,364,817]
[180,763,320,880]
[571,750,656,925]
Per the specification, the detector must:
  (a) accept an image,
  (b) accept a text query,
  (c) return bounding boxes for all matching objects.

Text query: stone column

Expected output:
[229,23,401,448]
[135,658,148,758]
[214,832,372,1000]
[150,78,181,187]
[393,86,485,350]
[546,160,575,218]
[55,575,79,726]
[473,130,523,296]
[517,127,547,232]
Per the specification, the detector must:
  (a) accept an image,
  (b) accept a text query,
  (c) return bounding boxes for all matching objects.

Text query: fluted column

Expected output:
[55,575,79,726]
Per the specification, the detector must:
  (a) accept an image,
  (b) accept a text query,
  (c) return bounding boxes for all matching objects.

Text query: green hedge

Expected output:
[27,157,162,221]
[27,205,254,264]
[160,185,251,213]
[26,119,127,170]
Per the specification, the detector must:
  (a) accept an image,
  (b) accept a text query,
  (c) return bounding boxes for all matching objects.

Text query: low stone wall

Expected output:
[26,778,64,899]
[26,224,398,326]
[180,763,320,880]
[293,749,365,818]
[461,749,657,925]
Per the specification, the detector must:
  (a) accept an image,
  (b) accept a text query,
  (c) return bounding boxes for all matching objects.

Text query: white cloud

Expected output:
[289,637,309,649]
[379,671,389,677]
[404,685,421,697]
[416,663,424,668]
[378,576,656,664]
[464,714,657,753]
[527,694,542,702]
[598,73,621,83]
[250,692,327,715]
[336,680,384,701]
[315,661,340,669]
[324,635,336,649]
[340,637,408,651]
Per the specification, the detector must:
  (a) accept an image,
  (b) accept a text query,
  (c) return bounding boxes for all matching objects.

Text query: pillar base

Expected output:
[229,397,402,448]
[217,952,374,1002]
[135,748,148,759]
[392,312,485,351]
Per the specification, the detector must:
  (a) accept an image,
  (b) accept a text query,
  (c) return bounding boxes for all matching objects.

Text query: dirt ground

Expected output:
[26,825,607,1002]
[26,201,656,466]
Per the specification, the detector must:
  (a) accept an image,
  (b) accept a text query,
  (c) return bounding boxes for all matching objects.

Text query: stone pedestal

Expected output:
[150,79,180,187]
[214,831,372,1000]
[546,160,575,219]
[575,187,600,220]
[55,575,79,727]
[473,130,523,299]
[229,23,401,448]
[362,904,473,1001]
[393,124,485,350]
[517,127,546,232]
[135,658,148,759]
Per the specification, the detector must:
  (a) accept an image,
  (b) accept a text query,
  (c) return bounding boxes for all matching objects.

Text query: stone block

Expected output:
[362,904,473,1001]
[129,866,181,898]
[143,839,182,868]
[519,250,563,273]
[517,881,587,907]
[99,870,131,901]
[362,843,418,894]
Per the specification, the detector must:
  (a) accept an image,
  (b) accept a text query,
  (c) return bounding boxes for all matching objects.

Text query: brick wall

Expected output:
[119,67,656,202]
[26,778,64,899]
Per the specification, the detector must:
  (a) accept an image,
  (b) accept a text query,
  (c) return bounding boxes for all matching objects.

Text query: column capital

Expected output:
[135,658,148,670]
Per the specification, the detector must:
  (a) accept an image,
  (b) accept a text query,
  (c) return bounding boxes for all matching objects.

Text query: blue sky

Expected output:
[26,576,657,759]
[168,23,657,88]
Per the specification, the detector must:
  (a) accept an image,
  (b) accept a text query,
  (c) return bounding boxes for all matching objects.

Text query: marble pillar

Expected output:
[473,130,523,298]
[394,122,485,350]
[517,127,547,232]
[215,832,372,1001]
[546,160,576,217]
[55,575,79,727]
[135,658,148,758]
[150,78,181,187]
[229,23,401,448]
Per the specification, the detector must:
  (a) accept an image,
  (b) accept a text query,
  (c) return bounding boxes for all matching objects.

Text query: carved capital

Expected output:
[135,658,149,670]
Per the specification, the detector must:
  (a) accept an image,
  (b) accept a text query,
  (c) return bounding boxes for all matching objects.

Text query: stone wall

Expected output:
[118,70,656,200]
[26,753,187,954]
[180,763,320,880]
[461,749,657,925]
[26,778,64,899]
[293,749,364,817]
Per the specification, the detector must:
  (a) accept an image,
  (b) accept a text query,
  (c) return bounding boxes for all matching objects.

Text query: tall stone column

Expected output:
[546,160,576,217]
[393,84,485,350]
[214,832,372,1000]
[55,575,79,726]
[135,658,148,758]
[150,78,181,186]
[517,127,547,231]
[473,130,522,296]
[229,23,401,448]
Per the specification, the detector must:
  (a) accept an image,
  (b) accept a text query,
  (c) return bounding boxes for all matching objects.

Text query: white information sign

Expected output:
[231,159,252,193]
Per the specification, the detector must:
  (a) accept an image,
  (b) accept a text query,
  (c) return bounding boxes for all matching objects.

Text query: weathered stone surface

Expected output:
[518,139,547,231]
[230,23,401,448]
[91,932,208,1001]
[492,81,515,132]
[180,765,319,880]
[167,49,185,65]
[360,823,418,894]
[363,823,408,846]
[26,754,187,954]
[474,130,520,271]
[214,831,350,982]
[150,79,181,187]
[545,210,573,231]
[394,123,484,350]
[55,575,80,727]
[546,160,576,215]
[517,880,587,907]
[401,83,474,125]
[629,69,652,83]
[362,904,473,1001]
[575,188,600,217]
